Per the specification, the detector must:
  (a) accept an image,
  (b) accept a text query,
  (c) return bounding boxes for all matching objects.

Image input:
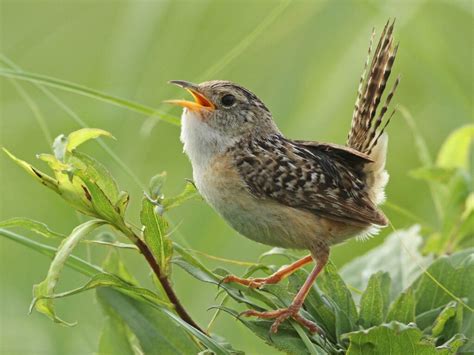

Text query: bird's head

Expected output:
[166,80,278,140]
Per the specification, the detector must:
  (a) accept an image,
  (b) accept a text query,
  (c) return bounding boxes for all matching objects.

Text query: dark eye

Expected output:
[221,94,236,107]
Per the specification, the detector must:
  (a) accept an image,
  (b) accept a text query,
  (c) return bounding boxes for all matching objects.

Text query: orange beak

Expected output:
[165,80,215,111]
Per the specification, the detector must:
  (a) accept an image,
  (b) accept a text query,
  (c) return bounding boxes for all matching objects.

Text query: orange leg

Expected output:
[221,254,313,288]
[241,251,329,334]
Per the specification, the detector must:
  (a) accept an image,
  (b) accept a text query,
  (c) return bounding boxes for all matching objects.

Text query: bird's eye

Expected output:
[221,94,236,107]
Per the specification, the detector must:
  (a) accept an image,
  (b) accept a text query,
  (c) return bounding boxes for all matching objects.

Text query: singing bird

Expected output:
[167,21,399,334]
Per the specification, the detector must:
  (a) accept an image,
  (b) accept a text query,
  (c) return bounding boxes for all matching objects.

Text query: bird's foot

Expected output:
[220,273,284,289]
[240,305,321,334]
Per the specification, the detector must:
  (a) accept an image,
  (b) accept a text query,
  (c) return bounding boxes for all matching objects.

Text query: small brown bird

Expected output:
[167,20,399,334]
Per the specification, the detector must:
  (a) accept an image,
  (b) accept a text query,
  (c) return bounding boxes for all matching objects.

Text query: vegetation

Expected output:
[1,1,472,353]
[1,123,471,353]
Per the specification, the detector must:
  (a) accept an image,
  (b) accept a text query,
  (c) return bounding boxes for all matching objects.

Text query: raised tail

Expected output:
[348,19,400,206]
[347,19,399,155]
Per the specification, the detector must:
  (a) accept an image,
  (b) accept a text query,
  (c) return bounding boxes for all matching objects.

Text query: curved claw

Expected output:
[239,307,321,334]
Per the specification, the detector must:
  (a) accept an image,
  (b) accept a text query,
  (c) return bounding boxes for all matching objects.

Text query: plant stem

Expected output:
[133,234,205,334]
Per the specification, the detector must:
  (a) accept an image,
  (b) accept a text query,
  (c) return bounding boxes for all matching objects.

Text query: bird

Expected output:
[166,20,399,334]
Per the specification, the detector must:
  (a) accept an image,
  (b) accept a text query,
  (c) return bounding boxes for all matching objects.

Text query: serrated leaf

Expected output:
[386,289,416,324]
[97,288,202,355]
[436,124,474,170]
[30,220,104,325]
[0,217,65,239]
[411,249,474,351]
[343,321,459,354]
[412,249,474,313]
[66,128,114,152]
[140,198,173,276]
[358,272,391,328]
[3,148,59,192]
[317,261,357,337]
[162,181,200,210]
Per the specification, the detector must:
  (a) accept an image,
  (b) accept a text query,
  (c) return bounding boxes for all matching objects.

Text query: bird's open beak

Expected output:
[165,80,215,111]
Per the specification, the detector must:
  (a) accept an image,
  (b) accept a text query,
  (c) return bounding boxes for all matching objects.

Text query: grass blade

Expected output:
[0,68,180,126]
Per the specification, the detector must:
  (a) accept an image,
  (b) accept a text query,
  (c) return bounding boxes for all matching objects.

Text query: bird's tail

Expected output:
[347,19,399,206]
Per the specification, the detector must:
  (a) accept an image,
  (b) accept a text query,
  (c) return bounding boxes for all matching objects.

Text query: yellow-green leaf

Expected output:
[0,218,65,239]
[140,198,172,275]
[437,124,474,170]
[66,128,114,152]
[3,148,59,192]
[30,220,104,325]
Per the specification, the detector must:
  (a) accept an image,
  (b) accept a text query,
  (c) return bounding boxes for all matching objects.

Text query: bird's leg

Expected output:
[221,254,313,288]
[241,249,329,334]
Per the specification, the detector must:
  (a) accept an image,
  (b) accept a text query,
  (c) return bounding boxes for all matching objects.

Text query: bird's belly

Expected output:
[194,156,358,249]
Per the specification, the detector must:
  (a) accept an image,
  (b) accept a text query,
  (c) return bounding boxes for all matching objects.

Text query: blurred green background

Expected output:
[0,0,471,353]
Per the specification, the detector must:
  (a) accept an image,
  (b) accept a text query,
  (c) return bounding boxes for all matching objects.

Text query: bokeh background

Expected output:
[0,0,472,353]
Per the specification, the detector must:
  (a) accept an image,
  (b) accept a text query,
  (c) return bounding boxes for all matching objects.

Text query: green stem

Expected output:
[0,228,101,276]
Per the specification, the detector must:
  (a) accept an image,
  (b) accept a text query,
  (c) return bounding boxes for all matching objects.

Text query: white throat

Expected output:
[180,110,236,171]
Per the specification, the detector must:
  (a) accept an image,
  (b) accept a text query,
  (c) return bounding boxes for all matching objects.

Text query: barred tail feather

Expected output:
[347,19,399,208]
[347,19,399,155]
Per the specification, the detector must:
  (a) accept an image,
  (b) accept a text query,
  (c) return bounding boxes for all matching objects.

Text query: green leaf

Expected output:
[30,220,104,325]
[37,153,94,214]
[438,334,468,354]
[386,289,416,324]
[438,171,472,253]
[66,128,114,152]
[70,151,120,204]
[173,244,272,309]
[115,191,130,217]
[162,181,200,210]
[341,225,433,301]
[3,148,59,193]
[44,273,170,309]
[288,269,337,342]
[317,261,358,337]
[410,166,457,184]
[140,198,173,276]
[343,321,458,354]
[217,307,324,355]
[431,301,462,339]
[436,124,474,170]
[76,170,125,226]
[411,249,474,352]
[412,249,474,314]
[98,316,135,355]
[358,272,391,328]
[149,171,167,200]
[97,288,203,355]
[0,218,65,239]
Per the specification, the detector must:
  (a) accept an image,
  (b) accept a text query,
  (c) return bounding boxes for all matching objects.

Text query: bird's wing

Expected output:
[233,135,388,226]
